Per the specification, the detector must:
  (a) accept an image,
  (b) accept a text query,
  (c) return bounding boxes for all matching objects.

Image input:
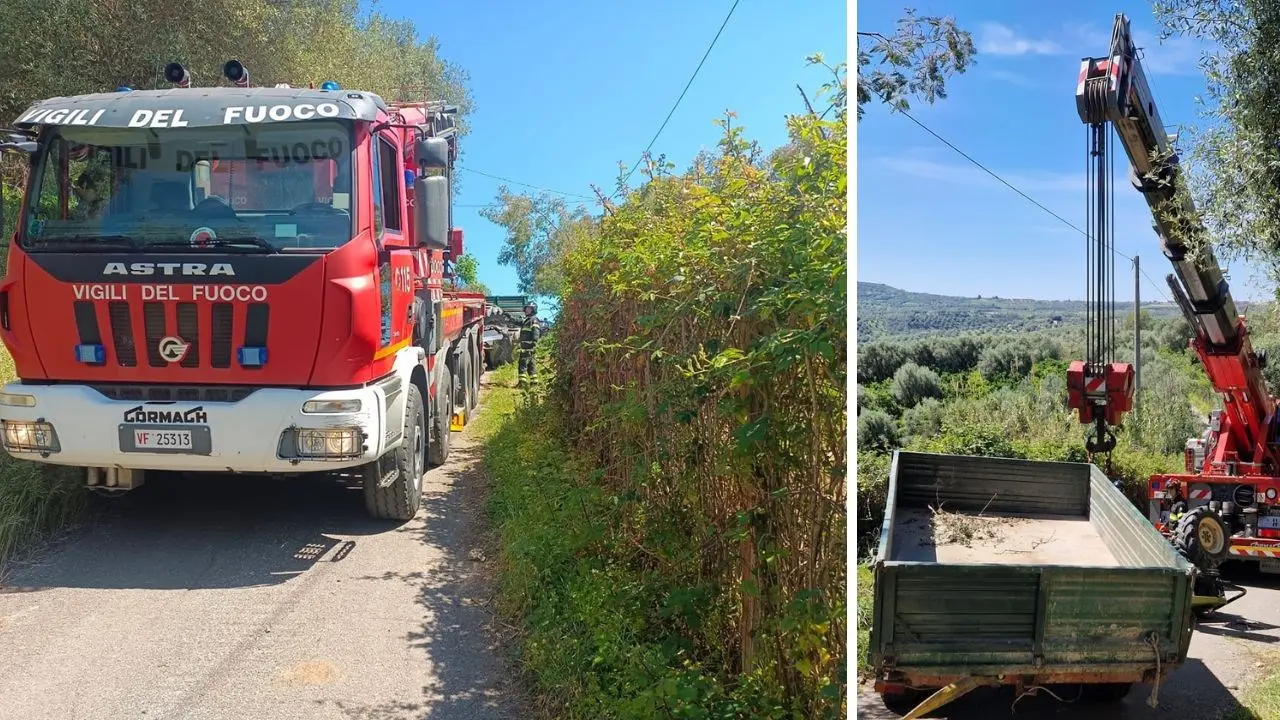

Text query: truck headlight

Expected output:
[295,427,361,458]
[302,399,362,414]
[3,420,58,453]
[0,392,36,407]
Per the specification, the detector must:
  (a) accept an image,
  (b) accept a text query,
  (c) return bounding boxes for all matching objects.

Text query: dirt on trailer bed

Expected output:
[891,507,1120,566]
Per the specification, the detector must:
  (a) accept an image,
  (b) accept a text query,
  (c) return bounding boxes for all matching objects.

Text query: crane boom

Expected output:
[1076,13,1238,346]
[1073,12,1278,477]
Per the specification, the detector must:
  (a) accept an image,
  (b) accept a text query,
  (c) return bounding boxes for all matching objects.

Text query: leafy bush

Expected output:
[976,337,1061,380]
[858,410,899,452]
[929,336,983,373]
[890,361,942,408]
[856,452,891,556]
[857,341,908,384]
[547,64,847,717]
[901,397,943,439]
[855,564,875,679]
[1131,351,1209,454]
[923,420,1023,458]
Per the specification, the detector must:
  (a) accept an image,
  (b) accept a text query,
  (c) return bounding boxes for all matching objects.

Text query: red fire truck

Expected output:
[0,61,485,521]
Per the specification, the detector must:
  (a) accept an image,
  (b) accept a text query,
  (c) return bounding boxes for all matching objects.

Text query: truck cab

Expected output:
[0,64,485,520]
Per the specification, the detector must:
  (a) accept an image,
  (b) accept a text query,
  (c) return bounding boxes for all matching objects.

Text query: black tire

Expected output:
[881,689,931,716]
[1175,505,1232,569]
[362,383,425,521]
[428,363,453,467]
[469,335,481,408]
[455,351,471,425]
[1081,682,1133,702]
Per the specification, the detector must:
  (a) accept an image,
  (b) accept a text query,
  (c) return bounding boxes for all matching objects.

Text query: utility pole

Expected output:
[1133,256,1141,426]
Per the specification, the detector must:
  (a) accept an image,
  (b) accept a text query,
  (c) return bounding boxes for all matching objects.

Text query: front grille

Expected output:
[143,302,166,367]
[176,303,200,368]
[211,303,234,369]
[76,300,271,371]
[107,302,137,367]
[90,385,260,402]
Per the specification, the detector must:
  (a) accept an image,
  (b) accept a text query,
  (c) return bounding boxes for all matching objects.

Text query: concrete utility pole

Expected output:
[1133,256,1141,424]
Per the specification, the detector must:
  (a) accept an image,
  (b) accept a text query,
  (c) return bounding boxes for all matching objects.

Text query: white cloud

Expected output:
[975,19,1210,76]
[978,22,1061,56]
[876,156,1085,193]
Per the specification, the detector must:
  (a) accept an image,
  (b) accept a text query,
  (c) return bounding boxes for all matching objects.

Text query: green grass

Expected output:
[856,565,874,680]
[1225,671,1280,720]
[470,364,519,438]
[0,347,85,568]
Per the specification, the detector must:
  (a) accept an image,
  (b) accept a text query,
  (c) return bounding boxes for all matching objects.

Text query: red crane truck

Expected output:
[0,61,485,521]
[1069,15,1280,589]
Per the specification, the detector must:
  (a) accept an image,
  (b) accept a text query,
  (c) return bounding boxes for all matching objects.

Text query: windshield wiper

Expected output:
[27,235,139,251]
[144,236,277,254]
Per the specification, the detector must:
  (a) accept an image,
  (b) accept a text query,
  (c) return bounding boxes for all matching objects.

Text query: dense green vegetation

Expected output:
[482,60,846,718]
[854,315,1222,555]
[857,281,1187,341]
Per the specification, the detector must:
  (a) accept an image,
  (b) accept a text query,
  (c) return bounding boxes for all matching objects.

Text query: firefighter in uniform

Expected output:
[518,302,541,382]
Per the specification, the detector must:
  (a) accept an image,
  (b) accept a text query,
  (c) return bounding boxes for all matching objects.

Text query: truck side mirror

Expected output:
[415,175,449,248]
[415,137,450,171]
[0,140,37,246]
[448,228,463,258]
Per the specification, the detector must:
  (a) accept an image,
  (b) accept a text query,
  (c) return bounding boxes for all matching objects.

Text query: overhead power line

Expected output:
[614,0,741,196]
[891,106,1173,303]
[457,166,595,202]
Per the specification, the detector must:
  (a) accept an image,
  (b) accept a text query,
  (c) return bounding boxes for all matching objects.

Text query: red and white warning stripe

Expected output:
[1232,545,1280,558]
[1188,486,1212,500]
[1086,376,1106,393]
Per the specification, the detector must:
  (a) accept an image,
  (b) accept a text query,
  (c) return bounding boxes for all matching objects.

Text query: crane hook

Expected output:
[1086,415,1118,475]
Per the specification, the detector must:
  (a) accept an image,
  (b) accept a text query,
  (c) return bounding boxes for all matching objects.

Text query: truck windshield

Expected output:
[20,120,354,252]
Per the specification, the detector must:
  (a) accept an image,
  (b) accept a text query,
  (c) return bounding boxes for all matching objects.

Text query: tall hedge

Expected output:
[551,78,847,715]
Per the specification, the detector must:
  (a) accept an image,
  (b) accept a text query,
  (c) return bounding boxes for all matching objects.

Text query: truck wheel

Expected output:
[1175,505,1232,569]
[1082,682,1133,702]
[428,365,453,467]
[362,383,425,521]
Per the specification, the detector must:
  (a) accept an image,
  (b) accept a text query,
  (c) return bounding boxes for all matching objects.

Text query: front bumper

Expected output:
[0,382,390,473]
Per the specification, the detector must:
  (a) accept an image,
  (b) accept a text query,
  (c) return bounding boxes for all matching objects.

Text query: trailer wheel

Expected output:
[1081,682,1133,702]
[428,363,453,467]
[1175,505,1232,569]
[880,689,932,715]
[362,383,425,521]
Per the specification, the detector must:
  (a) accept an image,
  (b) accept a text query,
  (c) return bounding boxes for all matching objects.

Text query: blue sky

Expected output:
[374,0,849,297]
[857,0,1272,303]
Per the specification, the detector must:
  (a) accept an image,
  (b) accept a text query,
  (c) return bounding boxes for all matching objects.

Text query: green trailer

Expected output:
[869,451,1196,717]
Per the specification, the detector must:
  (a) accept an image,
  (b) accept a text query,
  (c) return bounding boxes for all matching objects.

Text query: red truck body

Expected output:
[0,66,485,520]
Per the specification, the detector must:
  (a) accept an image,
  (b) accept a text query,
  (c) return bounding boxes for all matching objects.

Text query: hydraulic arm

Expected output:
[1070,13,1279,476]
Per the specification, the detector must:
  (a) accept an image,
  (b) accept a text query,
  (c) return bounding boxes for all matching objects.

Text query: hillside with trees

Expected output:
[858,281,1188,341]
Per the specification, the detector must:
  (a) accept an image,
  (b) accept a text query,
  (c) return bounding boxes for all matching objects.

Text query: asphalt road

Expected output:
[0,388,524,720]
[857,563,1280,719]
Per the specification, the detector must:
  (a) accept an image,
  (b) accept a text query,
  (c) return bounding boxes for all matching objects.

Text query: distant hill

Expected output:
[857,282,1188,341]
